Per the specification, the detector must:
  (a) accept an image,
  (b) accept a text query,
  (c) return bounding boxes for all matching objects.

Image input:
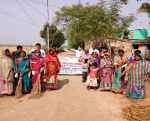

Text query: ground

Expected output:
[0,49,150,121]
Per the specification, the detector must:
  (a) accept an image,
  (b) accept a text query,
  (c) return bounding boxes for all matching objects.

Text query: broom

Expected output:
[15,72,23,99]
[29,72,41,99]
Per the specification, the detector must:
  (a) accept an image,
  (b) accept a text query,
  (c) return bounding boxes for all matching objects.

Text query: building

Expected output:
[128,29,148,42]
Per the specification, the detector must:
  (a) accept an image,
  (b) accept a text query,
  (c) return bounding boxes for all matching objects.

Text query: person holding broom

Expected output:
[44,48,61,90]
[14,51,31,96]
[29,49,45,91]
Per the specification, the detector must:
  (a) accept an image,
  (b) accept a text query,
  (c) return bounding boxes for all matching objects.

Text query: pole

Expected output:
[47,26,49,50]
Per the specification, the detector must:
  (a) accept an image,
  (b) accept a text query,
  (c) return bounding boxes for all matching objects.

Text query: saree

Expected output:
[100,53,113,91]
[125,60,149,98]
[0,48,14,94]
[29,50,44,86]
[112,55,128,93]
[14,54,31,92]
[44,48,61,89]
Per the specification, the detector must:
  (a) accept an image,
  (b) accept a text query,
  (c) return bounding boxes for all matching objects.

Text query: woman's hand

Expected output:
[120,72,125,76]
[145,77,148,81]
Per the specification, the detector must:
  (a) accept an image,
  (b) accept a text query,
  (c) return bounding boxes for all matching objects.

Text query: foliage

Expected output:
[137,3,150,17]
[40,23,66,49]
[55,0,136,49]
[121,0,150,17]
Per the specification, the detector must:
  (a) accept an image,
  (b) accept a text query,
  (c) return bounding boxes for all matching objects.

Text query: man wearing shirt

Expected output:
[69,46,83,58]
[89,44,99,55]
[29,43,46,57]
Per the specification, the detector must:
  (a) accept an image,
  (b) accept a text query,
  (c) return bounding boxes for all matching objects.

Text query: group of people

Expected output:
[0,43,61,97]
[0,43,149,99]
[80,44,149,99]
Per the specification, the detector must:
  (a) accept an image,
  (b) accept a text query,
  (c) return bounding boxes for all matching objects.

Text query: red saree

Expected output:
[44,48,61,89]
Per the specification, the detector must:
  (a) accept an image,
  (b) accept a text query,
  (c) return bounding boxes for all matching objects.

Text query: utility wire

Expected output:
[16,0,40,29]
[0,10,42,27]
[24,0,61,9]
[23,0,48,20]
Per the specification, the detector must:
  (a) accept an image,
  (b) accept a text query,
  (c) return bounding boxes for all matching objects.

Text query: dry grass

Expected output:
[123,104,150,121]
[0,47,33,55]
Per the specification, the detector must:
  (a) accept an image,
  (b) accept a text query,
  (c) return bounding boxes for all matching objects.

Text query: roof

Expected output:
[118,39,133,43]
[133,39,150,45]
[129,29,149,30]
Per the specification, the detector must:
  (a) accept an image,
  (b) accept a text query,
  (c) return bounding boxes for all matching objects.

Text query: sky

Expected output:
[0,0,150,46]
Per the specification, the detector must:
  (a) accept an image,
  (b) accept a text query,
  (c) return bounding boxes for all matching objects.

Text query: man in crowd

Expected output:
[69,46,83,58]
[89,44,99,55]
[129,50,146,63]
[12,45,23,58]
[80,49,91,61]
[29,43,46,57]
[99,46,111,57]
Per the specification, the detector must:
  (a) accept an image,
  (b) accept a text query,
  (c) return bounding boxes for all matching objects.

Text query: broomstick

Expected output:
[29,72,41,99]
[15,72,23,99]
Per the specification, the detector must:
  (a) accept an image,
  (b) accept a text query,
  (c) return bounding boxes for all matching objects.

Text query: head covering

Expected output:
[139,53,144,60]
[92,51,98,56]
[1,47,13,60]
[29,49,43,71]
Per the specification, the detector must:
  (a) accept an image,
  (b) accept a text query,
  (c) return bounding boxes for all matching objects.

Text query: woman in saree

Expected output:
[29,49,45,90]
[0,48,14,95]
[44,48,61,90]
[99,53,113,91]
[111,49,128,93]
[14,51,31,93]
[120,53,149,99]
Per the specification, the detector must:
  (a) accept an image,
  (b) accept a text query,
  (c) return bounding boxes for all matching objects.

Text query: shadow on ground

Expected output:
[58,79,69,90]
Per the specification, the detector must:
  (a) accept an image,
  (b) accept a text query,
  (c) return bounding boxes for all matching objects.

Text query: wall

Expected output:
[128,29,148,42]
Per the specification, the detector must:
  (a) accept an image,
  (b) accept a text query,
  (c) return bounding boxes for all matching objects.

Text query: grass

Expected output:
[0,47,33,55]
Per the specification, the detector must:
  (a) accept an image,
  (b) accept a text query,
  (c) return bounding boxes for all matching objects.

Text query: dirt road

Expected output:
[0,50,144,121]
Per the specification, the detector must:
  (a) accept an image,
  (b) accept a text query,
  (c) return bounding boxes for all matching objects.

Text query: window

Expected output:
[133,45,139,49]
[130,32,134,38]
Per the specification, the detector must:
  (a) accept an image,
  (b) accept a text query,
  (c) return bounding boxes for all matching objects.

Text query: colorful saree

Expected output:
[44,48,61,89]
[126,60,149,98]
[29,50,44,86]
[0,48,14,94]
[112,55,128,93]
[14,54,31,92]
[100,53,113,91]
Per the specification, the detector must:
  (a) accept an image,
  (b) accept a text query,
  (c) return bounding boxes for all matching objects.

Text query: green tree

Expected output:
[40,23,66,49]
[55,0,136,49]
[137,3,150,17]
[121,0,150,17]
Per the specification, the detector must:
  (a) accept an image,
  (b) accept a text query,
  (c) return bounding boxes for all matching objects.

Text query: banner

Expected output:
[58,56,83,75]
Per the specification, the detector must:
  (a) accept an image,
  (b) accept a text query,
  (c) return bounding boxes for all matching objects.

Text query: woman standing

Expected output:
[120,53,149,99]
[14,51,31,93]
[0,48,14,95]
[99,53,113,91]
[29,49,44,90]
[111,49,128,93]
[44,48,61,90]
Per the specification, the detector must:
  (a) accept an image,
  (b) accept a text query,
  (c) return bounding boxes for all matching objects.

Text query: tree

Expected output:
[121,0,150,17]
[40,23,66,49]
[55,0,136,49]
[137,3,150,17]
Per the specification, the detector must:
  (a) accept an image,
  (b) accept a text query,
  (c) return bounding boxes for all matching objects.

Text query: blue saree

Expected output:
[14,54,31,92]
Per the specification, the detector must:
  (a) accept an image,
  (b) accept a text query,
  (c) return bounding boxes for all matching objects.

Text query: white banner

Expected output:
[58,56,83,75]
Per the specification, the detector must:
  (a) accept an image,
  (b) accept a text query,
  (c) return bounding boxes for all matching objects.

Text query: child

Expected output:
[85,62,99,91]
[82,59,88,82]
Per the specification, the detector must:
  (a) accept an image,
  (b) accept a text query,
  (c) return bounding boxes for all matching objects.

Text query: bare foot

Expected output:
[47,89,50,91]
[94,88,97,91]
